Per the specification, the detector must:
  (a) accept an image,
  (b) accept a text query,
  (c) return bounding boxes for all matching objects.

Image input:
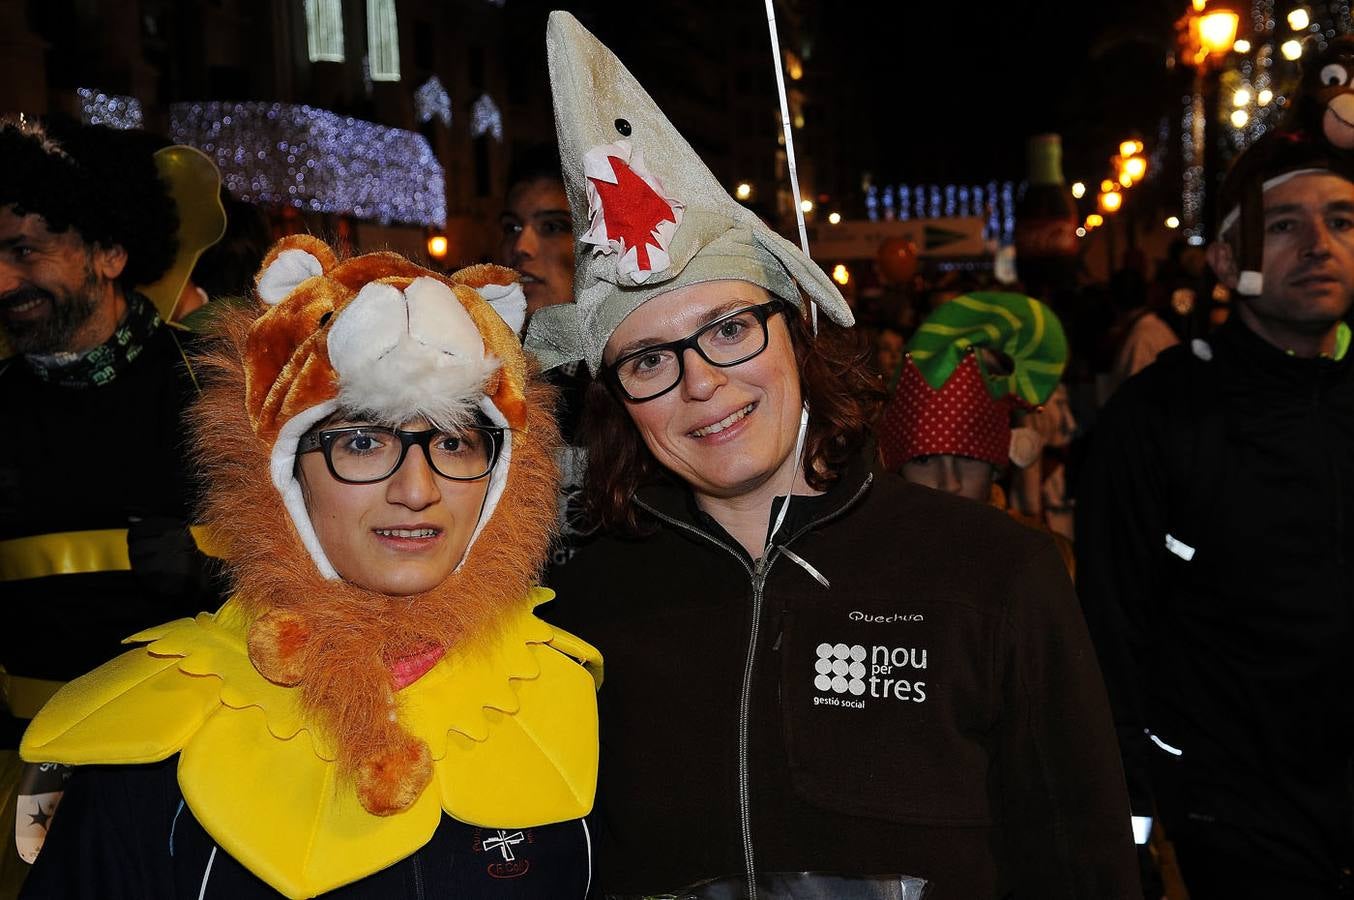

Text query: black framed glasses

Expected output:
[297,424,503,484]
[603,299,791,402]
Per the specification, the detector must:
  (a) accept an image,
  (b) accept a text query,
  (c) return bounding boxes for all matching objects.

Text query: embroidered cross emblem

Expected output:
[482,829,526,861]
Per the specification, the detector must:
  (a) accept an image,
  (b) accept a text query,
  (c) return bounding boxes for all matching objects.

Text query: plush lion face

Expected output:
[245,234,531,579]
[190,236,561,816]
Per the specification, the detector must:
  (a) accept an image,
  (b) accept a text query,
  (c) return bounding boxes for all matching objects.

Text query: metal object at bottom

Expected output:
[612,872,931,900]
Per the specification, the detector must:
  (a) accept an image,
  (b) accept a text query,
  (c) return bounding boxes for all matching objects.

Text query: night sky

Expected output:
[512,0,1191,191]
[813,0,1187,183]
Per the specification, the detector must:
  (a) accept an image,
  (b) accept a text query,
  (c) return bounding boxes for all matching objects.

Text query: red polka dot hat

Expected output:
[878,292,1067,471]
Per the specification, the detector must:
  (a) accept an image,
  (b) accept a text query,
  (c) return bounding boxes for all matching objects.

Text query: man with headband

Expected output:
[1078,38,1354,898]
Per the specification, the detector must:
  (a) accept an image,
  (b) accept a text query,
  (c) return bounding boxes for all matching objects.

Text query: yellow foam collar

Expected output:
[20,588,601,898]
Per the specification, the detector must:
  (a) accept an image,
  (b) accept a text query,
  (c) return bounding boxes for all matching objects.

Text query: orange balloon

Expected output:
[877,237,918,284]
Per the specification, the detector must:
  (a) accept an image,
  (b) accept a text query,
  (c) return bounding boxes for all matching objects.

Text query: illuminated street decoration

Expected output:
[76,88,143,130]
[367,0,400,81]
[169,101,446,227]
[471,94,504,141]
[866,179,1017,244]
[305,0,345,63]
[415,76,452,126]
[1181,91,1205,244]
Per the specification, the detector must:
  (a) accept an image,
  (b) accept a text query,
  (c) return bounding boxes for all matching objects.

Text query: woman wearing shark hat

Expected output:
[18,237,602,898]
[529,11,1138,900]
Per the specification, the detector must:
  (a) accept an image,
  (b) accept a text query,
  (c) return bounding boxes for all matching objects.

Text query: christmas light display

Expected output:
[865,180,1018,243]
[366,0,401,82]
[77,88,144,130]
[305,0,344,63]
[471,94,503,141]
[169,101,446,227]
[415,76,452,126]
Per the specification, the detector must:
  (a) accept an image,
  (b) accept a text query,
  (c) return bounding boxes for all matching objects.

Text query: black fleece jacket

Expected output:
[1076,316,1354,882]
[546,454,1139,899]
[20,757,593,899]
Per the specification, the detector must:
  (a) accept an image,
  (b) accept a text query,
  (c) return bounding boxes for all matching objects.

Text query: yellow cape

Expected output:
[20,587,601,899]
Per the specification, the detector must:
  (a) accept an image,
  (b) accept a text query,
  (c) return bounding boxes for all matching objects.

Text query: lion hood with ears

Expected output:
[20,235,601,899]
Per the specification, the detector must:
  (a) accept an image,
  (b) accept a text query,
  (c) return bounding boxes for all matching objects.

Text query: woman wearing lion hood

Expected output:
[18,235,601,898]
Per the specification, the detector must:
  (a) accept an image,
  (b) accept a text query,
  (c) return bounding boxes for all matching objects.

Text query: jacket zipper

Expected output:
[633,499,760,894]
[634,473,873,899]
[412,852,425,900]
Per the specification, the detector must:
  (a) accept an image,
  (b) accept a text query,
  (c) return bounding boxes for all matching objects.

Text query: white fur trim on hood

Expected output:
[328,276,500,430]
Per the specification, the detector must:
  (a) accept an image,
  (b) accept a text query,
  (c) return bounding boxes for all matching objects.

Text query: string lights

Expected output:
[470,94,503,141]
[76,88,144,130]
[415,76,452,126]
[169,101,446,227]
[1182,91,1206,244]
[865,179,1018,244]
[366,0,401,82]
[304,0,345,63]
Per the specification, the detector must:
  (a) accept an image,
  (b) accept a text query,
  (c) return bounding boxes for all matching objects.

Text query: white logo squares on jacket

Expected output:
[813,641,928,708]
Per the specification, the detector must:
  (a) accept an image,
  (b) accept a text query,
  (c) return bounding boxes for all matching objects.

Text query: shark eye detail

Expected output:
[614,118,632,136]
[1322,63,1349,87]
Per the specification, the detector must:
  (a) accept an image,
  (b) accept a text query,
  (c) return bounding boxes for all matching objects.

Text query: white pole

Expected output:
[763,0,817,331]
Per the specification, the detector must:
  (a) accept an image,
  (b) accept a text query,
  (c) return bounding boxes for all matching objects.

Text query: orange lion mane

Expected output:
[188,301,560,813]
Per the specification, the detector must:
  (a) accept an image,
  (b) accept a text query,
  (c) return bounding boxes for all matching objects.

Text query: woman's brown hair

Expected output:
[581,298,885,534]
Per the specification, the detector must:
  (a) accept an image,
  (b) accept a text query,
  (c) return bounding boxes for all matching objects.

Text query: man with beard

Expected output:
[0,118,216,888]
[1076,113,1354,896]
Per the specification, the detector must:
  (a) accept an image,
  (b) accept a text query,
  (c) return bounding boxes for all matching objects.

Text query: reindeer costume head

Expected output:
[193,234,559,815]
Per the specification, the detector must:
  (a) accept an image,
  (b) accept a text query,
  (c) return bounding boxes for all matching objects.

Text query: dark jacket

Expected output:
[546,453,1138,899]
[1,316,213,745]
[20,757,592,899]
[1076,316,1354,882]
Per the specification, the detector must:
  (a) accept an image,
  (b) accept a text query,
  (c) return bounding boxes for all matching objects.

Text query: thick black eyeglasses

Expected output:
[603,299,791,402]
[297,424,503,484]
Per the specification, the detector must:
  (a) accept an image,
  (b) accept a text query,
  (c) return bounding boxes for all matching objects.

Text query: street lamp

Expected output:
[426,234,449,260]
[1197,10,1240,60]
[1180,1,1244,240]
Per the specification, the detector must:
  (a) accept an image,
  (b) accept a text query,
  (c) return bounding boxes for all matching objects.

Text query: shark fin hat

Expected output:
[524,10,854,374]
[878,293,1068,470]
